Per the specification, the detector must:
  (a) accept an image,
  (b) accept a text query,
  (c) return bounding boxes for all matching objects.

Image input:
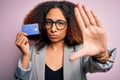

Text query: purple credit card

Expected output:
[22,23,40,36]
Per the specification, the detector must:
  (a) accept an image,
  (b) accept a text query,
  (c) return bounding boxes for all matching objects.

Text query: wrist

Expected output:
[21,54,30,69]
[94,50,107,58]
[22,53,30,57]
[94,50,113,63]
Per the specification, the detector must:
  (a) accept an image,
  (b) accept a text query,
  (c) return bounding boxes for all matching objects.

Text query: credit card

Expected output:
[22,23,40,36]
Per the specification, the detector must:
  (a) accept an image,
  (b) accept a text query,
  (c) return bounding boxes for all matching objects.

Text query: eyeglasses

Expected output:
[45,19,67,30]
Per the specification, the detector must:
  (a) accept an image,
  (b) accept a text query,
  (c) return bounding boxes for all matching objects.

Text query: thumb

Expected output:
[69,49,86,61]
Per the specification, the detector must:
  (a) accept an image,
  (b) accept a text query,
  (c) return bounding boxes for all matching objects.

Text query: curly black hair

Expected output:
[23,0,83,50]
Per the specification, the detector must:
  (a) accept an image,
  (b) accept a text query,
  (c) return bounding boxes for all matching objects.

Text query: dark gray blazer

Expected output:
[14,44,116,80]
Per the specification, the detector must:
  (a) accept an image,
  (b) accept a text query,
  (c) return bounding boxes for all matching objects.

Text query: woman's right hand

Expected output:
[15,32,30,68]
[16,32,30,56]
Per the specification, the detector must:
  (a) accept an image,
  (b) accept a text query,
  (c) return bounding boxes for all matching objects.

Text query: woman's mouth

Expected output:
[49,35,58,39]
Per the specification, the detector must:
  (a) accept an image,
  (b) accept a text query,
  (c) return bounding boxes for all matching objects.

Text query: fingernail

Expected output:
[77,3,81,8]
[69,58,73,62]
[69,56,74,62]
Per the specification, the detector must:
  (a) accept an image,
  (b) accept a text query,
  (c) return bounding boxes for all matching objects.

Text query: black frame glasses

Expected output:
[45,19,67,30]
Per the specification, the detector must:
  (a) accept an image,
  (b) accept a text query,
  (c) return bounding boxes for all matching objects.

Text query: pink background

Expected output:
[0,0,120,80]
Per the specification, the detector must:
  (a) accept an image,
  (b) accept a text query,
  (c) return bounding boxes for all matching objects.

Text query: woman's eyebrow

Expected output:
[46,18,66,22]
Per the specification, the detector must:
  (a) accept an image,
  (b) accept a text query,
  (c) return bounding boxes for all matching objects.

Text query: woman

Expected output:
[14,1,116,80]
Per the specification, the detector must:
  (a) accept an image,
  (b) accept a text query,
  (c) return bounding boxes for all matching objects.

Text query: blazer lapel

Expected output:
[63,45,82,80]
[64,45,75,80]
[35,46,46,80]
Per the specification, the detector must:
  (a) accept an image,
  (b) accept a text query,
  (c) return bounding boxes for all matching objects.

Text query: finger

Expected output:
[19,32,27,36]
[83,5,96,26]
[74,7,86,32]
[91,10,103,27]
[77,3,90,27]
[17,32,27,37]
[16,35,28,46]
[17,37,28,47]
[16,33,23,43]
[22,37,28,45]
[16,32,27,41]
[69,49,86,61]
[21,32,28,36]
[16,35,24,46]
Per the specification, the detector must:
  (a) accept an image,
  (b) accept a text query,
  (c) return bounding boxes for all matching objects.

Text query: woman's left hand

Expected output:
[70,3,107,61]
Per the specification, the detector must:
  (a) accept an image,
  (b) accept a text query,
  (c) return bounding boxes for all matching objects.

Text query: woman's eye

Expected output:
[58,22,64,26]
[46,21,52,25]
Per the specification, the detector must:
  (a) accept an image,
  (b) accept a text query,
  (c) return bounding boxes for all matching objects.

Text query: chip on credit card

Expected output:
[22,23,40,36]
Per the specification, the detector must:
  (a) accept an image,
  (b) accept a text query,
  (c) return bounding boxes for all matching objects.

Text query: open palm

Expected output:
[70,3,107,61]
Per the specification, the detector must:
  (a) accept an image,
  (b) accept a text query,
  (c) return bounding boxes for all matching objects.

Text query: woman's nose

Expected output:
[51,23,57,32]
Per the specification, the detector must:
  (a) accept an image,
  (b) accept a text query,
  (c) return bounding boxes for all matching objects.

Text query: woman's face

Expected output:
[45,8,67,43]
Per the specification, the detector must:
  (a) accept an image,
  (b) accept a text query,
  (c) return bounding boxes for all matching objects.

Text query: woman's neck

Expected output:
[47,40,65,52]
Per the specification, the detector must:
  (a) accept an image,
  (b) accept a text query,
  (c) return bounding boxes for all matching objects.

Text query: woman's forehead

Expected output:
[46,8,66,21]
